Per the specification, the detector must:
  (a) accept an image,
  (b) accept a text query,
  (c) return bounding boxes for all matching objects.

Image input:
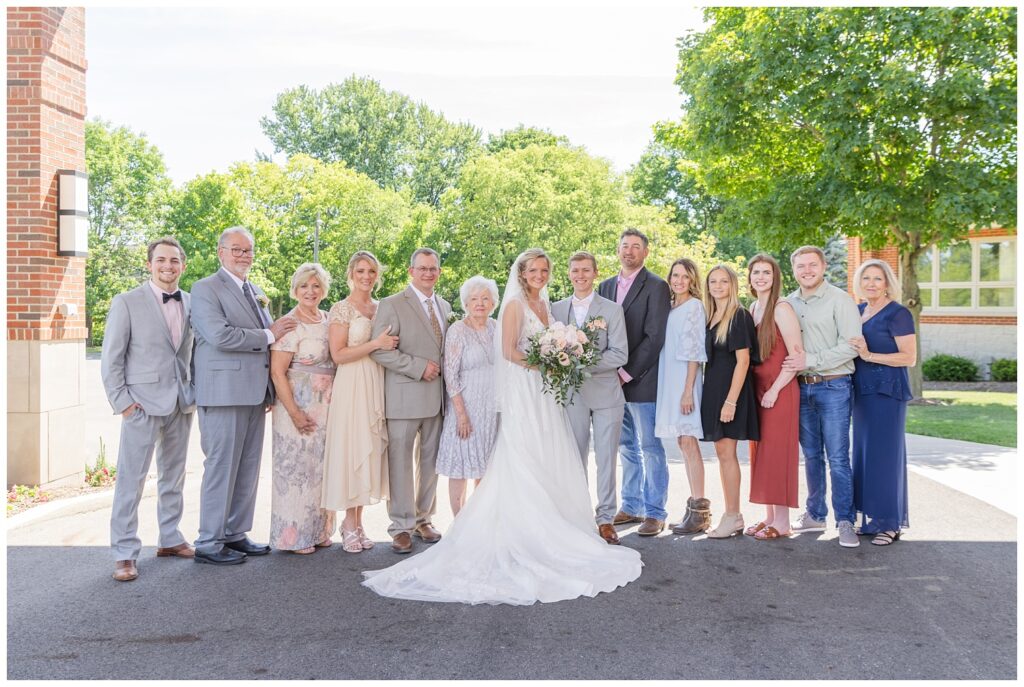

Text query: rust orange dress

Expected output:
[748,321,799,508]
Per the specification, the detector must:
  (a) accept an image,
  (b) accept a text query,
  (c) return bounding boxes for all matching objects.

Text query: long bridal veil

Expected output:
[492,249,548,413]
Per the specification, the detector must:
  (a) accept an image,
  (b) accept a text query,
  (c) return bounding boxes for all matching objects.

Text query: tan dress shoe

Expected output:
[637,518,665,537]
[413,523,442,543]
[392,532,413,554]
[598,524,620,545]
[156,543,195,558]
[612,510,643,526]
[113,560,138,582]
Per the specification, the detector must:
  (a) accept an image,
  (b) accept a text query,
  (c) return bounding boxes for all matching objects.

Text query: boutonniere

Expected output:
[256,293,270,308]
[584,315,607,332]
[447,311,462,325]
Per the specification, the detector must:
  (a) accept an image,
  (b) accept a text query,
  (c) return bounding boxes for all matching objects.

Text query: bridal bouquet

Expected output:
[525,316,606,407]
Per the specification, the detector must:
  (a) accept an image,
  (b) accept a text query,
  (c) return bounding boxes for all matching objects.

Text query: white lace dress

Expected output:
[362,299,642,605]
[654,297,706,439]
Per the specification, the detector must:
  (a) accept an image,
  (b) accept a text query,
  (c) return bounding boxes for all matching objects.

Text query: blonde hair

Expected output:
[289,262,331,300]
[667,257,702,306]
[853,259,901,302]
[515,248,551,295]
[568,250,598,271]
[790,244,826,266]
[704,264,741,345]
[346,250,382,294]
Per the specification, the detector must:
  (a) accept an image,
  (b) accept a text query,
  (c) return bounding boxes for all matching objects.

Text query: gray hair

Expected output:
[853,259,901,302]
[289,262,331,300]
[218,226,255,247]
[409,247,440,267]
[459,275,499,314]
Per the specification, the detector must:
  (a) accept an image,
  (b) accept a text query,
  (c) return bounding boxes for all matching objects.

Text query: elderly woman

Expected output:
[322,251,399,553]
[269,262,337,554]
[436,275,500,515]
[849,259,916,546]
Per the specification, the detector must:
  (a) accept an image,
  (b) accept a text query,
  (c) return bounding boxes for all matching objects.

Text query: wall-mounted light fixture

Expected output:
[57,169,89,257]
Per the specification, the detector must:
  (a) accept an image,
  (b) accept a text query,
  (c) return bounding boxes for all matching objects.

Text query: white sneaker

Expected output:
[837,521,860,548]
[791,510,826,533]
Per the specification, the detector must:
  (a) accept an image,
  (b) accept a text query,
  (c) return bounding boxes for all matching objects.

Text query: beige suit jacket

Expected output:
[370,285,452,419]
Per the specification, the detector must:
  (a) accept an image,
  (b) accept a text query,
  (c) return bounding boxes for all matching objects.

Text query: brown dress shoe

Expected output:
[156,543,195,558]
[612,510,643,526]
[637,518,666,537]
[113,560,138,582]
[598,524,620,545]
[392,532,413,554]
[413,523,442,543]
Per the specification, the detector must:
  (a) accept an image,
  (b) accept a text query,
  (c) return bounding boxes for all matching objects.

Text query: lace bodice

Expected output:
[515,298,552,353]
[329,299,374,346]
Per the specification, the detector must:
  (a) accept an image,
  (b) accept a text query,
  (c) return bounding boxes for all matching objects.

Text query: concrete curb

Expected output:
[5,479,147,531]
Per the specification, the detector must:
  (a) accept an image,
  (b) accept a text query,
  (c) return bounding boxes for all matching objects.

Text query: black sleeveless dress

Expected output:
[700,308,760,442]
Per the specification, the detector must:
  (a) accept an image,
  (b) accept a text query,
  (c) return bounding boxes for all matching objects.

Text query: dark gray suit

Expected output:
[189,268,275,555]
[101,283,195,561]
[551,293,628,524]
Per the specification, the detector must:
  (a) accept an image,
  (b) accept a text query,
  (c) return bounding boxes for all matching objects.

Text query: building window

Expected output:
[915,236,1016,313]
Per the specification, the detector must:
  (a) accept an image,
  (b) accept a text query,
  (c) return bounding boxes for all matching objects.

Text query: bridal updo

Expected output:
[515,248,551,295]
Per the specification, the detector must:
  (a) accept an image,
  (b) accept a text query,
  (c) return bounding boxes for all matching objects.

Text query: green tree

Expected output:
[431,144,730,304]
[486,125,570,154]
[665,7,1017,395]
[84,119,173,344]
[168,155,417,316]
[260,76,482,206]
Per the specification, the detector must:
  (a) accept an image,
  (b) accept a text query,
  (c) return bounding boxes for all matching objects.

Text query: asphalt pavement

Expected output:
[4,358,1017,679]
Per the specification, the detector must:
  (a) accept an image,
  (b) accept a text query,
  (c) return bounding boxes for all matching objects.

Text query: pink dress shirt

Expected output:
[615,268,642,383]
[148,280,184,349]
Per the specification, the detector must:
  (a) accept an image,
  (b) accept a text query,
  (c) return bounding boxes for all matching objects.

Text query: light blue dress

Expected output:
[654,297,706,439]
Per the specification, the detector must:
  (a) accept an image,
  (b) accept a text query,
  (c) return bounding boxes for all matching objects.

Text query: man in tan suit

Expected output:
[371,248,452,553]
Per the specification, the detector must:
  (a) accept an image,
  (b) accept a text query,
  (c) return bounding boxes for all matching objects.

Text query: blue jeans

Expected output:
[619,401,669,521]
[799,376,855,524]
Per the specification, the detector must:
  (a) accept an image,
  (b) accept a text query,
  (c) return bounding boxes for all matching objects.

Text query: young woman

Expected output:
[700,265,759,538]
[745,254,803,540]
[655,258,711,534]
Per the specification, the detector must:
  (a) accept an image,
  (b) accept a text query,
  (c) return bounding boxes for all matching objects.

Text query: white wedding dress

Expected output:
[362,269,642,605]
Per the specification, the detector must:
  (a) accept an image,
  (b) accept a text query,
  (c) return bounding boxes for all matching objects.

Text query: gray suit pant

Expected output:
[386,415,442,536]
[110,406,193,561]
[195,404,266,554]
[567,402,625,525]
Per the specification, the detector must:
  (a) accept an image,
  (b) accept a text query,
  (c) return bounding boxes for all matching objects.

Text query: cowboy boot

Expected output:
[671,497,712,534]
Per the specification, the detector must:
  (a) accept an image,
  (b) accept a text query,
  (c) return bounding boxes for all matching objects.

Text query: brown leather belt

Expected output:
[798,373,849,385]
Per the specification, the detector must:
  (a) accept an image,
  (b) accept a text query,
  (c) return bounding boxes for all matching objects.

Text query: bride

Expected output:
[362,248,642,605]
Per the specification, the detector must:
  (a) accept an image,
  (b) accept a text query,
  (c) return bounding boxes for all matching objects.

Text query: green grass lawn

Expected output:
[906,390,1017,447]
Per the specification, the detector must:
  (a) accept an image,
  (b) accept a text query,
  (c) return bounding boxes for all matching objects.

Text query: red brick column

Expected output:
[7,7,88,487]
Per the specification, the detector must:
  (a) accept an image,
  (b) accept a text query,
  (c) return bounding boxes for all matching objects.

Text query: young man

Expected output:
[551,251,628,544]
[598,229,671,536]
[782,245,863,548]
[101,237,196,581]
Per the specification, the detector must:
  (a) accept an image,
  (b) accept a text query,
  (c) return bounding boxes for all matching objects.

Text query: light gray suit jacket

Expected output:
[551,293,628,410]
[371,285,452,420]
[101,283,195,416]
[190,268,275,407]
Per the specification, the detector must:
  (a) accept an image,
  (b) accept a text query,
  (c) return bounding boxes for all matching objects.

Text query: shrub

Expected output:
[922,354,978,382]
[85,438,117,487]
[990,358,1017,382]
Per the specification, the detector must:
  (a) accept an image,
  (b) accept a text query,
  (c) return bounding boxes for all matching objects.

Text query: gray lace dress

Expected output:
[436,319,498,479]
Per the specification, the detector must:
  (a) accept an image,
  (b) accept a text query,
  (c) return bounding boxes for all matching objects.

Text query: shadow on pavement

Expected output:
[7,533,1016,680]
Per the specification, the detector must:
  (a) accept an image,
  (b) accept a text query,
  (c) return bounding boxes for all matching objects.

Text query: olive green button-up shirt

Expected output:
[787,281,862,377]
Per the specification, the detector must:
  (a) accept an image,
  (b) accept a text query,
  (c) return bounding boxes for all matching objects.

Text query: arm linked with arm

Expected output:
[622,281,670,380]
[369,299,427,380]
[190,281,270,353]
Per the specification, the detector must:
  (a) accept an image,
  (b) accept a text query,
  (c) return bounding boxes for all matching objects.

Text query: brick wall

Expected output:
[7,7,88,342]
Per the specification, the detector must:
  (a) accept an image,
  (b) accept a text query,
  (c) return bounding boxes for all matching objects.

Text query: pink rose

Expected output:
[557,351,571,366]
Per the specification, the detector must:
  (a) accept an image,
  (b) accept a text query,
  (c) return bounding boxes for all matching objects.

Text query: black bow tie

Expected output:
[162,291,182,303]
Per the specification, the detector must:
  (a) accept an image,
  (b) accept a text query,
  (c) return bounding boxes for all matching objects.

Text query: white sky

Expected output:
[85,3,706,185]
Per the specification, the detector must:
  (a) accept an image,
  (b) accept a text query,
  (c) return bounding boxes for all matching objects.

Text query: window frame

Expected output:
[912,236,1017,314]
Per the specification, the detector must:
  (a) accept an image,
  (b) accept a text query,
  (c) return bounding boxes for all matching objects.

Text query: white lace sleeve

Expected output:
[443,321,466,398]
[676,301,707,363]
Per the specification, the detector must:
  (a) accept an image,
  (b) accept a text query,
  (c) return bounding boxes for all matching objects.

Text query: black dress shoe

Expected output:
[224,538,271,556]
[194,548,246,565]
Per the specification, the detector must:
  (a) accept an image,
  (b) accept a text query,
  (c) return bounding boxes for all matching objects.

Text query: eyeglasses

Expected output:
[226,247,255,257]
[413,267,440,274]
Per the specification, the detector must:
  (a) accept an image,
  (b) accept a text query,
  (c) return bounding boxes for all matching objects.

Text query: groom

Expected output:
[552,251,628,545]
[371,247,452,554]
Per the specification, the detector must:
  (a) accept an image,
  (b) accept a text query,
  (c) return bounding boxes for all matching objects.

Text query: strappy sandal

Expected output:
[744,521,768,537]
[341,528,363,554]
[356,526,375,550]
[871,530,900,546]
[754,526,791,541]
